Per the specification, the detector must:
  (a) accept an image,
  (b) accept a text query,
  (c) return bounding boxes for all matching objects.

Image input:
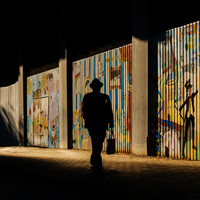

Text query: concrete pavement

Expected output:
[0,146,200,199]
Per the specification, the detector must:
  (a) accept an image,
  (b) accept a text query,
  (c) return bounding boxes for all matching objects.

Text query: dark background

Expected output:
[0,1,199,86]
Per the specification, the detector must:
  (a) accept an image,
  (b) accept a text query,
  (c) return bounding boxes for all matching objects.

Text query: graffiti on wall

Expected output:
[150,21,200,160]
[72,44,132,153]
[27,68,60,148]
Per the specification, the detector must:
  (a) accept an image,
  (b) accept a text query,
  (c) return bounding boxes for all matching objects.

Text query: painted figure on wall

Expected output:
[179,79,198,157]
[46,72,59,147]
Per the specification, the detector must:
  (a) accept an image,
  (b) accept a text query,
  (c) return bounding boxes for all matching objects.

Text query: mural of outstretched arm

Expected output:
[179,100,187,113]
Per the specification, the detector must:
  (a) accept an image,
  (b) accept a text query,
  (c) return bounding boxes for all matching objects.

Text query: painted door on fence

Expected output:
[33,98,48,147]
[150,20,200,160]
[72,44,132,153]
[27,68,60,148]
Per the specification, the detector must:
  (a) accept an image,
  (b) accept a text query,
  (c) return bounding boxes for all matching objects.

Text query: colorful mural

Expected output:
[27,68,60,148]
[150,21,200,160]
[72,44,132,153]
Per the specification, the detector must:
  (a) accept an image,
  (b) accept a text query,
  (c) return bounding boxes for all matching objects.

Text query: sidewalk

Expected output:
[0,147,200,200]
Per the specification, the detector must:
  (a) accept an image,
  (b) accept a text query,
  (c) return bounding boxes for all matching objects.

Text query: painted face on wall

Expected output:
[51,117,57,130]
[47,78,53,94]
[46,73,54,94]
[187,87,192,97]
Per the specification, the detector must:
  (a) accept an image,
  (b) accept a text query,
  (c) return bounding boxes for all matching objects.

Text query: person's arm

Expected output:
[193,90,198,97]
[179,99,187,112]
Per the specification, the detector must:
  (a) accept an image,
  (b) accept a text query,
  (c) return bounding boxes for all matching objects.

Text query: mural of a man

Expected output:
[46,73,59,147]
[179,79,198,156]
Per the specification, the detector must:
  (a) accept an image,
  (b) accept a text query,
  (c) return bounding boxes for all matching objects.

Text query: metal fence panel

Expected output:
[72,44,132,153]
[150,20,200,160]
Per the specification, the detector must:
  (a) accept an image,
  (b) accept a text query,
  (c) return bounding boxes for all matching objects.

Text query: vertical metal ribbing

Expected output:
[103,52,107,152]
[127,44,130,153]
[163,31,166,157]
[186,24,189,159]
[121,47,125,153]
[119,47,122,153]
[193,22,197,160]
[197,21,200,160]
[181,26,184,158]
[73,62,76,149]
[78,61,81,149]
[112,49,115,145]
[180,25,184,160]
[123,46,125,153]
[177,26,181,159]
[109,50,111,137]
[125,45,128,153]
[167,31,170,158]
[162,32,166,157]
[168,29,172,158]
[175,28,178,159]
[115,48,118,153]
[161,32,164,157]
[157,33,161,156]
[183,25,187,159]
[118,47,121,153]
[165,31,168,157]
[80,60,83,150]
[123,46,126,153]
[171,28,175,159]
[189,23,193,160]
[190,23,194,160]
[188,24,192,160]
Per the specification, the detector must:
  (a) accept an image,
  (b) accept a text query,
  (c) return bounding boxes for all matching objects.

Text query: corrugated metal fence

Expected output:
[150,20,200,160]
[0,82,19,146]
[72,44,132,153]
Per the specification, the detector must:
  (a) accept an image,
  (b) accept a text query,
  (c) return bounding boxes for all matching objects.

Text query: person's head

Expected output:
[46,73,53,94]
[89,78,103,92]
[185,79,193,96]
[187,87,192,96]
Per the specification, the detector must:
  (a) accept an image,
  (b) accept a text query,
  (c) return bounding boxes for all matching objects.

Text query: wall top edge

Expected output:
[73,43,132,63]
[27,67,59,78]
[152,20,200,37]
[0,81,18,89]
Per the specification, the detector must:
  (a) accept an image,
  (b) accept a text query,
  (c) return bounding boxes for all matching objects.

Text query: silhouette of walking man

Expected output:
[82,78,114,169]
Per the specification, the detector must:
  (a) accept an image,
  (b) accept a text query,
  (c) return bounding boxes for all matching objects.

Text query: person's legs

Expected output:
[190,116,196,149]
[91,135,102,166]
[89,128,106,167]
[183,118,190,158]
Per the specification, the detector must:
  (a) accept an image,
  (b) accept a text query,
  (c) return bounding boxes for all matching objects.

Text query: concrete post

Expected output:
[59,0,68,148]
[59,41,68,149]
[18,33,26,147]
[18,65,24,146]
[132,0,148,155]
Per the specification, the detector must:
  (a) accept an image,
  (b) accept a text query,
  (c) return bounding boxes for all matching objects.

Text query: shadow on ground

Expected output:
[0,149,200,200]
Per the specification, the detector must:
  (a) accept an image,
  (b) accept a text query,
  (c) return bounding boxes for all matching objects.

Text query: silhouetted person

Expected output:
[82,78,114,169]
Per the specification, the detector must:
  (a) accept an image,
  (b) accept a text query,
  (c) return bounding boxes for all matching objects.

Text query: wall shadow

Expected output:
[0,106,23,146]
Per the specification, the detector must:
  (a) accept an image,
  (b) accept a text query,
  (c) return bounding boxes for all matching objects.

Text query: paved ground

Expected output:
[0,147,200,200]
